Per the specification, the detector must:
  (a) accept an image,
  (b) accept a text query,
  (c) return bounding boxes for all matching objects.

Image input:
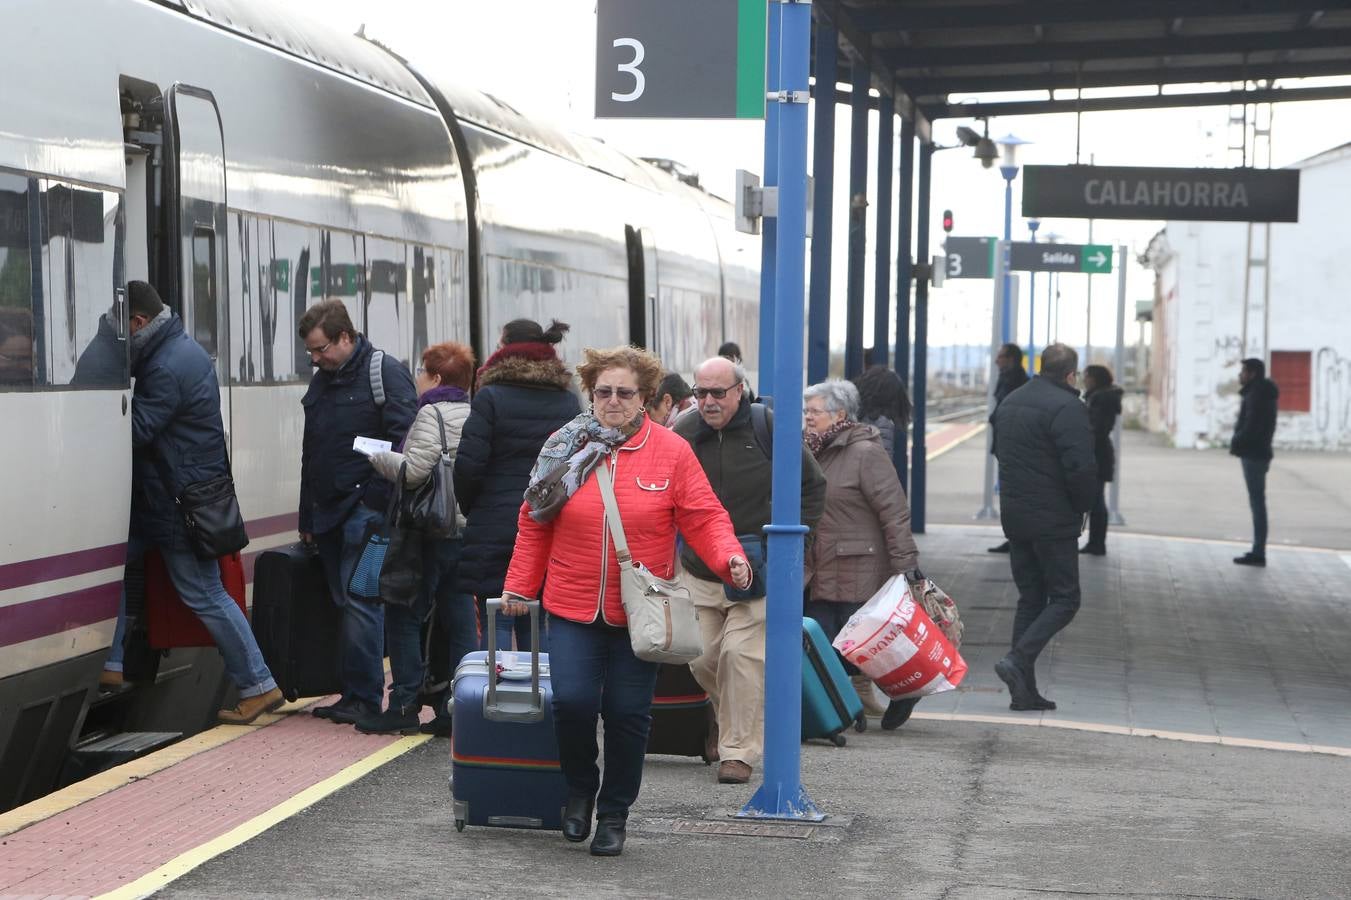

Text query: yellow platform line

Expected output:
[97,733,431,900]
[912,711,1351,758]
[926,423,985,462]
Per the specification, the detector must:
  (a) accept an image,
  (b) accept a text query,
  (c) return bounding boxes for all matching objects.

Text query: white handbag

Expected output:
[595,460,703,664]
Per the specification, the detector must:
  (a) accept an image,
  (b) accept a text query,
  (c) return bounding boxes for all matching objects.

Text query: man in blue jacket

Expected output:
[108,281,282,723]
[1230,358,1279,567]
[298,299,416,724]
[992,343,1097,712]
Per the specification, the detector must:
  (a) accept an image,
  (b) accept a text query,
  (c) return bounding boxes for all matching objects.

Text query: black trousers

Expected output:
[1240,457,1270,556]
[1008,538,1081,672]
[1086,479,1109,550]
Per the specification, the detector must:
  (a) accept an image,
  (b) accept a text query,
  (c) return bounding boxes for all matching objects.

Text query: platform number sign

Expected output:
[595,0,766,119]
[943,237,995,279]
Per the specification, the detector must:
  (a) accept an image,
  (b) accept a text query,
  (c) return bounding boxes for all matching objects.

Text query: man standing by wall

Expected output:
[675,356,826,785]
[298,300,417,723]
[1230,358,1279,567]
[988,342,1030,554]
[992,343,1096,712]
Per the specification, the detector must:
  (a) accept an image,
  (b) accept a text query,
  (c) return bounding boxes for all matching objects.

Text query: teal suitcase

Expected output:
[802,617,866,746]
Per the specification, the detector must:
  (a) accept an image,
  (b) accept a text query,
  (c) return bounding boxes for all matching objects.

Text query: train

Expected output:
[0,0,760,812]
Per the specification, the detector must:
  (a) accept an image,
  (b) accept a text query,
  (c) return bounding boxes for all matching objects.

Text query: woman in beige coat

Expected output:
[803,379,926,730]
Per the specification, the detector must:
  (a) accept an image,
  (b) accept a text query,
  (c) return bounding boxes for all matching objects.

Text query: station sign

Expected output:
[595,0,766,119]
[1022,165,1299,223]
[1008,242,1113,274]
[943,236,995,279]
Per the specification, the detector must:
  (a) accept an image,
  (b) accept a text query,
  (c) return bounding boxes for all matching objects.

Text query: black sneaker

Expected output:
[354,706,420,734]
[419,715,453,737]
[330,700,381,726]
[994,655,1035,708]
[881,697,919,731]
[987,541,1011,553]
[312,696,357,720]
[1233,553,1267,567]
[1079,545,1106,556]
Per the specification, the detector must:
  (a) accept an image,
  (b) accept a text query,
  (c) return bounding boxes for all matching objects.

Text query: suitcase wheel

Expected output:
[284,687,299,703]
[831,733,847,748]
[455,819,466,833]
[854,713,867,733]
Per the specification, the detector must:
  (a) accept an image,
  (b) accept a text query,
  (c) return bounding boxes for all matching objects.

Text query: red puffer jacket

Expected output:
[504,417,741,626]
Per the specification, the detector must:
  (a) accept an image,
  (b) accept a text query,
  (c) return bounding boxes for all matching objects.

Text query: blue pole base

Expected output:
[736,782,826,822]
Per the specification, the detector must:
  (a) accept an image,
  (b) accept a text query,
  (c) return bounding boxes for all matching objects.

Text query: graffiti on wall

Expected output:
[1315,347,1351,436]
[1213,334,1244,366]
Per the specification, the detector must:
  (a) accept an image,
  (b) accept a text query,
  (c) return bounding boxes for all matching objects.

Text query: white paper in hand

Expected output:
[353,436,392,457]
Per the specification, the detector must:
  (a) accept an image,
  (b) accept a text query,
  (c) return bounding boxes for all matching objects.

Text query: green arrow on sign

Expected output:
[735,0,767,118]
[1080,244,1113,274]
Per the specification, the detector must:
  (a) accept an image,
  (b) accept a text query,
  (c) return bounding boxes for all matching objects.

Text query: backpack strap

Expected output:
[369,349,386,408]
[750,401,772,461]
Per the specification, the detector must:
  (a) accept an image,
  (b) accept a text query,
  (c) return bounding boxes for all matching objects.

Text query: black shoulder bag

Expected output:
[152,445,250,560]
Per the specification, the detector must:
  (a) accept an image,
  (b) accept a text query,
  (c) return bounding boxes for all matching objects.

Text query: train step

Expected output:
[60,731,182,784]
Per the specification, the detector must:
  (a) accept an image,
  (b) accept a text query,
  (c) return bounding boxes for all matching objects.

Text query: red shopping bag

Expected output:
[833,576,968,700]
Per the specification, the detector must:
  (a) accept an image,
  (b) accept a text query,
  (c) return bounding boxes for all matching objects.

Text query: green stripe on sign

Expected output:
[736,0,767,119]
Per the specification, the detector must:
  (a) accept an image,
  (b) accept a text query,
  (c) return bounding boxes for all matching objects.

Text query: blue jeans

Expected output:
[1241,456,1270,556]
[385,537,477,713]
[315,505,387,708]
[547,614,659,818]
[478,595,549,654]
[106,536,276,698]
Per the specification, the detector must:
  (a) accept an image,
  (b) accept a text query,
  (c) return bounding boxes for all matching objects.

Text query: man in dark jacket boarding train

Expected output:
[991,343,1097,712]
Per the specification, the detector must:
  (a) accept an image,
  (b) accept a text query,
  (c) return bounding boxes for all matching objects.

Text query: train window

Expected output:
[366,238,407,364]
[438,247,470,346]
[322,229,365,346]
[227,212,254,383]
[270,220,321,379]
[190,226,217,358]
[0,173,35,389]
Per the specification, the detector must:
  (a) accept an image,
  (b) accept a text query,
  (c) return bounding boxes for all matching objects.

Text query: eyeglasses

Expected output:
[306,340,333,357]
[803,408,830,417]
[593,386,638,400]
[694,384,740,399]
[415,366,427,376]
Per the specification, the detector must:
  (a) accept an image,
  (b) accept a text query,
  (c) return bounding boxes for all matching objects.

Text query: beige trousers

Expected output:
[683,570,766,766]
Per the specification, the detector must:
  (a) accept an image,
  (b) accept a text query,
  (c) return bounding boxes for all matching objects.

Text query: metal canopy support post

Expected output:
[805,17,836,384]
[872,94,894,369]
[893,118,915,491]
[1027,220,1039,365]
[1109,243,1127,526]
[757,1,782,400]
[910,143,933,533]
[976,240,1006,520]
[844,63,870,378]
[1000,166,1016,343]
[740,0,821,823]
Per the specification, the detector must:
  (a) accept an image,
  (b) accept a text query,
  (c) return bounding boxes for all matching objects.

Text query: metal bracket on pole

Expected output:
[768,89,810,104]
[737,169,812,237]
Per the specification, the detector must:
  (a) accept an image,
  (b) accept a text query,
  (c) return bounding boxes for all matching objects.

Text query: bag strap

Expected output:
[594,459,632,566]
[369,349,386,408]
[431,405,450,461]
[750,402,772,461]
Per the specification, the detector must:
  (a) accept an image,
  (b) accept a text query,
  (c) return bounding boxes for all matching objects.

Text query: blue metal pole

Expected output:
[844,63,869,378]
[805,18,835,384]
[911,143,933,534]
[893,118,914,492]
[740,0,819,822]
[999,165,1016,344]
[872,94,894,369]
[1027,219,1039,368]
[756,1,781,400]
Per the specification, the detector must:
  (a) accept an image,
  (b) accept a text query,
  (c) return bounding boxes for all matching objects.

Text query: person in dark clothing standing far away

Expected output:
[1080,365,1123,556]
[109,281,282,723]
[454,319,581,651]
[988,342,1031,553]
[298,299,417,725]
[991,343,1097,712]
[1230,357,1279,567]
[852,365,912,457]
[675,356,828,785]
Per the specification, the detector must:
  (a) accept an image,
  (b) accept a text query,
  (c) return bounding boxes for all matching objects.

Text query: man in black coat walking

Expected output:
[988,342,1030,553]
[1230,358,1279,567]
[992,343,1097,711]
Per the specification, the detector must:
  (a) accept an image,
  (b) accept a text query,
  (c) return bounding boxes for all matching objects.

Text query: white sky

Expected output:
[289,0,1351,356]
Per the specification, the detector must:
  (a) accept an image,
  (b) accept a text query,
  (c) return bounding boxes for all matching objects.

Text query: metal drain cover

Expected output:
[671,820,816,839]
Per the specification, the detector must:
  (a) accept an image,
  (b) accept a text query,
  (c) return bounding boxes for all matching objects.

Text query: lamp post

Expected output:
[1042,231,1062,348]
[1026,218,1040,367]
[996,133,1030,345]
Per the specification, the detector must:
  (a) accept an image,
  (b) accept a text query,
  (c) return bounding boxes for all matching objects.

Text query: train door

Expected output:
[625,226,659,350]
[164,85,231,446]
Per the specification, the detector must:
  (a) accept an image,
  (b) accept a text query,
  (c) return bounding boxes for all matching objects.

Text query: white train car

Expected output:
[0,0,758,810]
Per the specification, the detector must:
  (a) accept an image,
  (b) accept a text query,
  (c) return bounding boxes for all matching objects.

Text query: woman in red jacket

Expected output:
[502,345,749,857]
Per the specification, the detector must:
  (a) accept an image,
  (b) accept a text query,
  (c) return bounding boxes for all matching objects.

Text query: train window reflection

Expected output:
[367,239,405,365]
[271,220,320,379]
[322,229,364,345]
[0,173,35,389]
[191,227,217,359]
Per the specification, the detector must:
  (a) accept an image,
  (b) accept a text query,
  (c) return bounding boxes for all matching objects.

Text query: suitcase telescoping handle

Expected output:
[485,597,542,716]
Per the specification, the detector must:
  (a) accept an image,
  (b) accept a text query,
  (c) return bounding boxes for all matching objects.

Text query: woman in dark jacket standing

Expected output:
[1081,365,1123,556]
[454,319,581,651]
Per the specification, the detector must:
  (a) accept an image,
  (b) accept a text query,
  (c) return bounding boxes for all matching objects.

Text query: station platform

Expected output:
[3,520,1349,898]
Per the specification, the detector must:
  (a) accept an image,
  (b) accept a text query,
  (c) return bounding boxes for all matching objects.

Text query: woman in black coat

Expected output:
[1081,365,1123,556]
[454,319,581,651]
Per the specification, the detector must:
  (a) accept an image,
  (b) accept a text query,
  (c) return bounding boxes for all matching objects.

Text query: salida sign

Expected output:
[1022,165,1299,223]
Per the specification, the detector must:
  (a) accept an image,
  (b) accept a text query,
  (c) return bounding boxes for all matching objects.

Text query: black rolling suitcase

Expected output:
[646,664,714,763]
[251,543,342,702]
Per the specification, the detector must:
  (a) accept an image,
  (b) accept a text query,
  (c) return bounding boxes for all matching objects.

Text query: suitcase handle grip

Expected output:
[485,598,542,714]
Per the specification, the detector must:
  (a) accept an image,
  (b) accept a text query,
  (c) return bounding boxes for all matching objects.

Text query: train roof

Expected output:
[164,0,432,106]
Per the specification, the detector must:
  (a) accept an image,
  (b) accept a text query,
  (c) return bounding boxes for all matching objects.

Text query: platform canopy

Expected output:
[817,0,1351,125]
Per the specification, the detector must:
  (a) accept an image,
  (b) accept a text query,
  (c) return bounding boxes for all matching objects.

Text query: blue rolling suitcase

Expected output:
[802,617,865,747]
[450,599,568,832]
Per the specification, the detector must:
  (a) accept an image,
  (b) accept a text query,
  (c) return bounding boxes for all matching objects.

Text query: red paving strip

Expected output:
[925,422,984,459]
[0,710,409,898]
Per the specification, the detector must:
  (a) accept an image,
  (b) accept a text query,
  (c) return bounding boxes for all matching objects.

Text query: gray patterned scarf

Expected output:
[524,411,645,523]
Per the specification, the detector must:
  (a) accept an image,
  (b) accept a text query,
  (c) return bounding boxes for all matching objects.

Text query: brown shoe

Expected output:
[98,669,125,690]
[717,760,751,784]
[218,687,285,725]
[703,706,720,763]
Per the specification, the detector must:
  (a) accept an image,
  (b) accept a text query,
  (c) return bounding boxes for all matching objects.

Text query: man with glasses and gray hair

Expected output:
[990,342,1097,713]
[674,356,827,784]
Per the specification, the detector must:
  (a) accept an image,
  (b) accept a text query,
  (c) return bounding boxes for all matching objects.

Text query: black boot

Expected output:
[590,813,627,857]
[563,795,595,843]
[881,697,919,731]
[988,540,1011,553]
[994,654,1035,708]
